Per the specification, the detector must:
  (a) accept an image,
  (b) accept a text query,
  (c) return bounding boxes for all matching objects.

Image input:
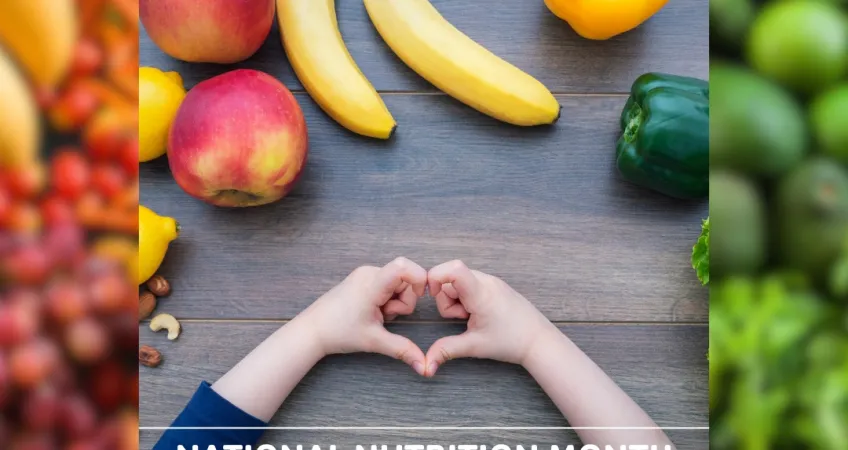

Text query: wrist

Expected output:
[284,314,327,362]
[520,322,567,370]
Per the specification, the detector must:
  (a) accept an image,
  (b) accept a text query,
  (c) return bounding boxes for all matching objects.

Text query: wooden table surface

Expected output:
[139,1,709,448]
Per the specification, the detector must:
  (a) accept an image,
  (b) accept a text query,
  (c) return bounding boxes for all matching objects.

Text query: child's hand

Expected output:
[298,257,428,376]
[424,260,558,376]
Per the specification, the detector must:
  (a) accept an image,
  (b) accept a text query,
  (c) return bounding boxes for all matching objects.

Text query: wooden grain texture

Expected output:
[139,323,708,449]
[139,0,708,93]
[140,94,708,322]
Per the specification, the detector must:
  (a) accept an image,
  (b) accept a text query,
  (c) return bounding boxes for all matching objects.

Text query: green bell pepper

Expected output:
[617,73,710,199]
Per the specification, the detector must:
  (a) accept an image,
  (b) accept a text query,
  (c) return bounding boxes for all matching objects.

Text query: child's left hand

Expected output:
[296,257,428,376]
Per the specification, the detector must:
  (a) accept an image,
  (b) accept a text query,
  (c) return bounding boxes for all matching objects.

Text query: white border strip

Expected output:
[139,427,709,431]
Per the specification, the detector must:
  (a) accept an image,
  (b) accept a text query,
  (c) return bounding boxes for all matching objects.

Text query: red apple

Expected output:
[168,69,308,207]
[140,0,274,63]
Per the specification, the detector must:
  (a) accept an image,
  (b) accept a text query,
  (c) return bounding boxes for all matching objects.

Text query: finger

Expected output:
[442,283,459,299]
[369,329,426,376]
[428,260,479,304]
[394,281,409,294]
[425,333,482,377]
[434,292,469,319]
[383,312,398,322]
[383,285,418,316]
[373,257,428,302]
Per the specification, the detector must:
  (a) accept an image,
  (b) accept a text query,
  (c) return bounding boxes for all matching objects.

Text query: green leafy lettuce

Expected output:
[692,217,710,285]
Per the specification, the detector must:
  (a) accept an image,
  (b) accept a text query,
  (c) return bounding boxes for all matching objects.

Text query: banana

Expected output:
[0,46,39,168]
[0,0,77,88]
[277,0,396,139]
[364,0,561,126]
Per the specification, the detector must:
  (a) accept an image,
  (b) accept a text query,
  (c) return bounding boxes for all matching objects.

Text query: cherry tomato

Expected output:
[90,164,126,200]
[0,186,10,225]
[120,139,139,178]
[84,109,129,161]
[4,202,42,235]
[48,82,99,132]
[70,38,103,77]
[5,164,45,199]
[51,150,90,200]
[34,86,57,110]
[40,195,75,228]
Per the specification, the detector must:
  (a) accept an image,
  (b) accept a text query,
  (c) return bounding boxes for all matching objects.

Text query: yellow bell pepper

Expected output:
[544,0,669,40]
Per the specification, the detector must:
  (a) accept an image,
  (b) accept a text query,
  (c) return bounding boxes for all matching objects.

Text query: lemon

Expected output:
[139,67,186,162]
[139,205,179,285]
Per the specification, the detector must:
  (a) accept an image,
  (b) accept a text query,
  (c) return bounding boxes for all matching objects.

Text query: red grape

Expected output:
[9,433,57,450]
[89,361,125,413]
[90,164,126,200]
[0,241,52,285]
[65,440,102,450]
[45,279,89,324]
[49,361,77,394]
[51,150,90,201]
[125,372,139,408]
[0,417,9,445]
[65,318,111,364]
[0,352,9,407]
[59,394,97,439]
[107,312,138,351]
[10,339,60,389]
[88,272,129,314]
[40,196,75,228]
[0,293,40,346]
[42,224,86,269]
[22,385,61,430]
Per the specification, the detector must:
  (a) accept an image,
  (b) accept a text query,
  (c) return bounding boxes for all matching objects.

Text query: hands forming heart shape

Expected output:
[297,257,559,377]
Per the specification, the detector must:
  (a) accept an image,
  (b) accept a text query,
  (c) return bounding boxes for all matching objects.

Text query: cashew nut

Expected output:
[150,313,181,340]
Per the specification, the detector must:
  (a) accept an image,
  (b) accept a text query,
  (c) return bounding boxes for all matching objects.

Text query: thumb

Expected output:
[425,333,481,377]
[369,329,426,376]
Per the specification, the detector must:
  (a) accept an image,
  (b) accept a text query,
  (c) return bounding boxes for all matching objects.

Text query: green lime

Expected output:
[811,84,848,164]
[747,0,848,95]
[710,64,807,177]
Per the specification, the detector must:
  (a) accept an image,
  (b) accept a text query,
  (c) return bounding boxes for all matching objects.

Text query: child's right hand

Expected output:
[424,260,559,376]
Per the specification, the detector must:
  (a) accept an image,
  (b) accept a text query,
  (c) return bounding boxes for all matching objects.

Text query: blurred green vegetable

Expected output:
[710,64,807,177]
[711,0,848,447]
[775,157,848,281]
[710,0,755,52]
[710,276,848,450]
[747,0,848,95]
[811,84,848,165]
[692,217,709,285]
[710,171,766,278]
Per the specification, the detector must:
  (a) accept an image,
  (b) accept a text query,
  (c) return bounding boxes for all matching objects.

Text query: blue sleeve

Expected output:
[152,381,268,450]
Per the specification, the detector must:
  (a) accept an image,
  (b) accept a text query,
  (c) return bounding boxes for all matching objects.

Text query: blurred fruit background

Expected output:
[710,0,848,448]
[0,0,139,449]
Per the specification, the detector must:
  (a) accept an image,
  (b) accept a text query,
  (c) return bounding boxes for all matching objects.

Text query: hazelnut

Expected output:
[139,345,162,367]
[139,292,157,321]
[146,275,171,297]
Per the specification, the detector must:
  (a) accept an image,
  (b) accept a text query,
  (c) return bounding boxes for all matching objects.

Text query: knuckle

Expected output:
[351,266,374,278]
[449,260,467,272]
[395,344,412,362]
[439,346,452,362]
[392,256,409,266]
